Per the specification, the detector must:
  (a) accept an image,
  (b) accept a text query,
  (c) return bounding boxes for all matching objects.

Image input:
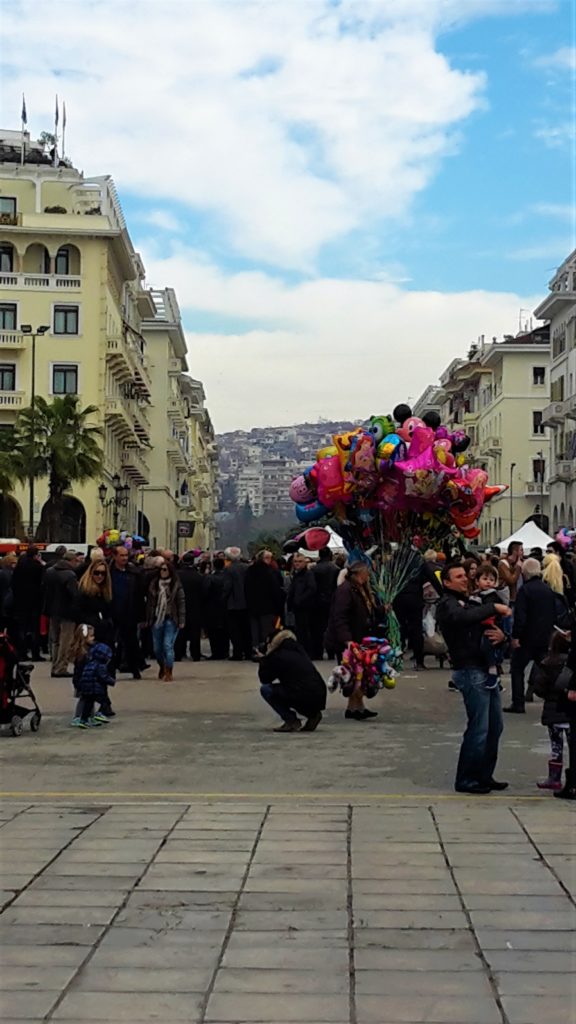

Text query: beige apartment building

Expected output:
[0,128,217,548]
[432,327,551,546]
[535,249,576,531]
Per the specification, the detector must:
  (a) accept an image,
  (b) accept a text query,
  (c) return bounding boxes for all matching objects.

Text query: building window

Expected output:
[0,364,16,391]
[0,197,16,222]
[532,366,545,386]
[533,458,546,483]
[551,377,565,402]
[532,411,544,435]
[52,364,78,395]
[55,248,69,275]
[0,303,17,330]
[53,305,79,335]
[0,245,14,272]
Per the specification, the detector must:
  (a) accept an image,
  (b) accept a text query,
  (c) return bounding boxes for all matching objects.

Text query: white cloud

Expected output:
[534,46,576,71]
[142,210,182,233]
[534,122,574,148]
[143,247,541,432]
[0,0,495,269]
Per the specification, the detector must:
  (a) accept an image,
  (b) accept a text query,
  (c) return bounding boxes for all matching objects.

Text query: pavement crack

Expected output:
[429,804,511,1024]
[346,802,357,1024]
[510,805,576,909]
[42,802,191,1022]
[197,803,271,1024]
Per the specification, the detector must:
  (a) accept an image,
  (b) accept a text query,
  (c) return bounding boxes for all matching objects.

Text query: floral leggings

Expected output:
[549,725,571,762]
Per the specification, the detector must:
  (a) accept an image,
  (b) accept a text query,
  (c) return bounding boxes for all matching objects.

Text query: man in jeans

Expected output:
[437,564,512,794]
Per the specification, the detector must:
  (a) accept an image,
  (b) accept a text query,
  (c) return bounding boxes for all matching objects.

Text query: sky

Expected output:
[1,0,574,432]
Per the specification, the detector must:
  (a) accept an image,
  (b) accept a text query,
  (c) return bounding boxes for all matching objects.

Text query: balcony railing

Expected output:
[167,393,189,425]
[0,272,81,290]
[106,334,152,397]
[479,436,502,456]
[524,480,550,497]
[553,461,575,483]
[541,401,566,426]
[0,390,25,408]
[0,331,26,349]
[121,447,150,485]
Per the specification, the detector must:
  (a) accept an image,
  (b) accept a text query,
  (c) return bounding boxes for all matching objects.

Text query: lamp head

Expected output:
[98,483,107,504]
[38,325,49,335]
[111,473,121,490]
[21,324,32,334]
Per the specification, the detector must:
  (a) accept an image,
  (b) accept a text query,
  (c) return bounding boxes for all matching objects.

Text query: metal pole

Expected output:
[28,332,36,537]
[112,501,119,530]
[509,462,516,535]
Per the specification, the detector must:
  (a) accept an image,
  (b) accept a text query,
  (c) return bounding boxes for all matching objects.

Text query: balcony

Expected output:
[0,331,26,349]
[121,447,150,486]
[0,272,81,290]
[534,289,576,321]
[106,335,152,398]
[104,398,137,442]
[167,392,189,426]
[553,461,575,483]
[541,401,566,427]
[132,403,152,445]
[167,437,190,472]
[168,357,182,375]
[524,480,550,497]
[565,395,576,421]
[479,436,502,456]
[0,390,25,409]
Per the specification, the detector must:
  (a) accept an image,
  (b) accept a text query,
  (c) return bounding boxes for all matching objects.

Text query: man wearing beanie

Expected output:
[505,558,567,714]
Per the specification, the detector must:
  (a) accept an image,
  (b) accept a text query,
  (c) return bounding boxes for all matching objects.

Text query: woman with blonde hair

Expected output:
[74,560,114,645]
[543,552,565,596]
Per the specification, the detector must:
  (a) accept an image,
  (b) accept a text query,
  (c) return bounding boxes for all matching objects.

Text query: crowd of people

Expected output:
[0,535,575,800]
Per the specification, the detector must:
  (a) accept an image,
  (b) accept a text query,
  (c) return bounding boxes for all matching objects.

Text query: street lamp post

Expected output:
[21,324,49,538]
[509,462,516,535]
[98,474,130,530]
[537,449,544,527]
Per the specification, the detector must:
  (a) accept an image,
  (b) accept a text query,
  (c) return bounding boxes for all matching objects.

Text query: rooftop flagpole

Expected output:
[20,93,27,165]
[61,100,67,160]
[53,94,59,167]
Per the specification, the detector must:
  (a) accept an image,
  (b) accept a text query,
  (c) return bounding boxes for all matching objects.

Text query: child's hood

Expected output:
[87,642,113,663]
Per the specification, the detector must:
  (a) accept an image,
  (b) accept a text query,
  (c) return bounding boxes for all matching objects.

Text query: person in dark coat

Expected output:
[546,541,576,609]
[11,546,46,661]
[147,562,186,681]
[75,561,115,647]
[287,554,317,657]
[109,546,146,679]
[175,553,205,661]
[245,550,285,652]
[222,548,252,661]
[203,557,230,659]
[0,551,17,630]
[530,631,572,791]
[554,632,576,800]
[325,561,377,721]
[393,557,442,670]
[311,547,339,660]
[505,558,568,714]
[258,627,327,732]
[44,550,79,677]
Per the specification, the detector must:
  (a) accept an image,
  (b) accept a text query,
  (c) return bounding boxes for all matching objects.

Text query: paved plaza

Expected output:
[0,661,575,1022]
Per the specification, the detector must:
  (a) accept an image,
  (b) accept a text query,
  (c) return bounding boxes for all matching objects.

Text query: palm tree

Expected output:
[14,395,103,541]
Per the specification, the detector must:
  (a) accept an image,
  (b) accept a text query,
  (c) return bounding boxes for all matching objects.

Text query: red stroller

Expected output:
[0,632,42,736]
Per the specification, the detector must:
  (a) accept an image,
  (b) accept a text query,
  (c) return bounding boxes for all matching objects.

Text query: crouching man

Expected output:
[258,628,327,733]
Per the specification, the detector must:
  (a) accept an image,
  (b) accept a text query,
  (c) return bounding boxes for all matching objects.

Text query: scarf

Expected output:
[155,579,171,627]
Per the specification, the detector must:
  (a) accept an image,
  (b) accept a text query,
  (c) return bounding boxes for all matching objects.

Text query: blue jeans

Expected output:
[152,619,179,670]
[452,668,503,789]
[260,683,298,724]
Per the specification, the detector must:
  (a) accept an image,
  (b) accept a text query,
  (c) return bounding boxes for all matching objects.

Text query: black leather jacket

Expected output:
[436,589,498,670]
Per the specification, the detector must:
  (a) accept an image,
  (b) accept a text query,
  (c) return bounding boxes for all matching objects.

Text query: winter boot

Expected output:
[158,664,165,680]
[164,667,173,682]
[537,760,563,791]
[554,769,576,801]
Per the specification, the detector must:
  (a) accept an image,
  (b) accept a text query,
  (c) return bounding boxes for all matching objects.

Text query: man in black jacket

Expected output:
[176,553,204,661]
[222,548,252,661]
[44,550,79,677]
[505,557,567,714]
[258,628,327,732]
[311,547,339,659]
[287,554,317,658]
[437,563,511,794]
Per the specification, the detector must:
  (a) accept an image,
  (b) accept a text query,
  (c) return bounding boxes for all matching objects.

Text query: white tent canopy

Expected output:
[496,521,554,551]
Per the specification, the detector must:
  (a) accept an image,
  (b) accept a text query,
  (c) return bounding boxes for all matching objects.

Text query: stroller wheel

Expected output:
[30,711,41,732]
[10,716,24,737]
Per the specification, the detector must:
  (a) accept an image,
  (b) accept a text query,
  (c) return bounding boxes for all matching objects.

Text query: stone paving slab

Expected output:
[0,799,574,1023]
